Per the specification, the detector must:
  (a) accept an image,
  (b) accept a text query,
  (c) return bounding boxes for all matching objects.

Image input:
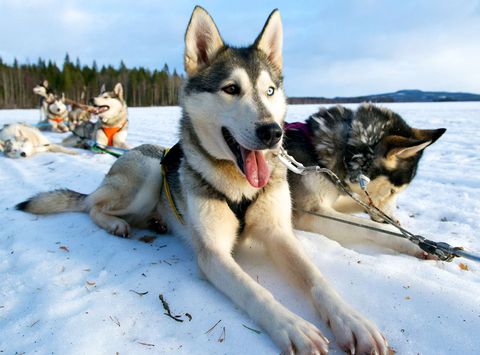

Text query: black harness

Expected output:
[161,142,257,234]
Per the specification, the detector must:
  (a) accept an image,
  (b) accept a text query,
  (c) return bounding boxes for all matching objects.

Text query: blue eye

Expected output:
[267,87,275,96]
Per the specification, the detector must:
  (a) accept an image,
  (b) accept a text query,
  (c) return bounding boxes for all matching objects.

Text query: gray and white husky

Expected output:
[33,82,70,133]
[286,104,446,258]
[17,7,389,354]
[33,80,52,121]
[0,123,77,158]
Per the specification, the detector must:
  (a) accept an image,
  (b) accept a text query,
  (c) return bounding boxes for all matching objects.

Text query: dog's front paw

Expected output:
[312,289,387,355]
[389,239,438,260]
[108,219,131,238]
[328,309,387,355]
[269,312,329,355]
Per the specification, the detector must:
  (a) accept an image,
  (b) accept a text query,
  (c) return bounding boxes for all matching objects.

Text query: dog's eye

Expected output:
[267,87,275,96]
[222,84,240,95]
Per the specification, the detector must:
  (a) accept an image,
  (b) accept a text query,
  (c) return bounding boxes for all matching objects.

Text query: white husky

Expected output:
[0,123,77,158]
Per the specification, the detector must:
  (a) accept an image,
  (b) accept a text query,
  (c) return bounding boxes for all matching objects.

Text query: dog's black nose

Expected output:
[256,123,283,148]
[88,98,95,105]
[20,152,26,157]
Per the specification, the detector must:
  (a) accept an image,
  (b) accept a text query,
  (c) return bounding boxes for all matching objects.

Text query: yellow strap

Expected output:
[162,149,185,225]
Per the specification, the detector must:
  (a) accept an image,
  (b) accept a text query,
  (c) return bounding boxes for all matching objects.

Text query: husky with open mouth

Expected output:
[90,83,129,149]
[17,7,389,354]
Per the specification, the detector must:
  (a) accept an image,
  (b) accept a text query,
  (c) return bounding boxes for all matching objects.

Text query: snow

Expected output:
[0,102,479,354]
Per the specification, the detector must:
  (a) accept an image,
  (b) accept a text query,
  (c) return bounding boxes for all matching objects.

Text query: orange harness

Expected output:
[102,121,127,146]
[49,116,64,123]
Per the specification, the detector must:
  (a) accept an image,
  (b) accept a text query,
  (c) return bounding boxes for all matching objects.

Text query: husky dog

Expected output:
[33,82,70,133]
[286,104,446,257]
[68,91,92,130]
[17,7,389,354]
[88,83,129,149]
[33,80,53,121]
[0,123,77,158]
[61,121,97,149]
[44,93,70,132]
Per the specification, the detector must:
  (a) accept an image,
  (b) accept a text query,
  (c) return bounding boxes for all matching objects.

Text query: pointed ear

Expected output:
[43,80,48,88]
[412,128,446,145]
[61,93,65,102]
[100,83,106,94]
[184,6,224,76]
[114,83,124,100]
[382,135,432,160]
[254,9,283,72]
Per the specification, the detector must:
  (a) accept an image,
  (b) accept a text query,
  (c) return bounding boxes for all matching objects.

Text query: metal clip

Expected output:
[276,147,308,175]
[358,173,370,191]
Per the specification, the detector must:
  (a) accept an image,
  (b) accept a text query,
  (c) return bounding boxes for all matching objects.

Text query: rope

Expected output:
[276,146,480,263]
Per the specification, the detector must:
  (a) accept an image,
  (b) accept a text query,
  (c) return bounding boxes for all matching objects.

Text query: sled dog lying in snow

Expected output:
[0,123,77,158]
[18,7,390,354]
[285,104,446,258]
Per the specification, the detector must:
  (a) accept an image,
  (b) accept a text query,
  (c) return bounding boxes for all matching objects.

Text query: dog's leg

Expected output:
[251,183,388,355]
[189,196,329,355]
[96,130,108,146]
[47,144,78,155]
[112,129,129,149]
[89,205,131,237]
[294,209,431,259]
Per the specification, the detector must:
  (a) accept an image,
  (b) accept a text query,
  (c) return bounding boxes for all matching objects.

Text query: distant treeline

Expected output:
[288,89,480,104]
[0,55,184,109]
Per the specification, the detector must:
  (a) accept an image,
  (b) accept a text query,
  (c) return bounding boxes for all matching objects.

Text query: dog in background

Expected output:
[68,91,92,130]
[0,123,77,158]
[285,103,446,257]
[33,80,53,121]
[89,83,129,149]
[62,83,128,149]
[33,82,70,133]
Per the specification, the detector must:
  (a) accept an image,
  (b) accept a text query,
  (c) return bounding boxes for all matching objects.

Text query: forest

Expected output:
[0,55,184,109]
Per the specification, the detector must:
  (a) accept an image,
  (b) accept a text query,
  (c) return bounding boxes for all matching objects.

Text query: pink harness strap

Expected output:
[284,122,312,140]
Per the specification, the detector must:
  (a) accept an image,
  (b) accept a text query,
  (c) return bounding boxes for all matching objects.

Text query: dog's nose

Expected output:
[256,123,283,148]
[88,98,95,105]
[20,152,26,157]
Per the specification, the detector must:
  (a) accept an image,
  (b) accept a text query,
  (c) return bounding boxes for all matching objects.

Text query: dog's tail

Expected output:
[16,189,88,215]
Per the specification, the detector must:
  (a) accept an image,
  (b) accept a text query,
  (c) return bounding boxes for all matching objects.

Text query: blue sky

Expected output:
[1,0,480,96]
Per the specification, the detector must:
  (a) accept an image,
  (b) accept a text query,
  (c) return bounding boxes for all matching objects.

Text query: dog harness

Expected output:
[161,143,258,234]
[102,121,127,146]
[49,116,65,123]
[160,143,185,225]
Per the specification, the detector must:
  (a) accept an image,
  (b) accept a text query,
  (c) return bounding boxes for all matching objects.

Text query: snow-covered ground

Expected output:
[0,102,479,354]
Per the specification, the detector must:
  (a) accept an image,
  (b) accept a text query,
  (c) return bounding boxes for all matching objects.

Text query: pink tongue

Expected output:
[240,147,270,188]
